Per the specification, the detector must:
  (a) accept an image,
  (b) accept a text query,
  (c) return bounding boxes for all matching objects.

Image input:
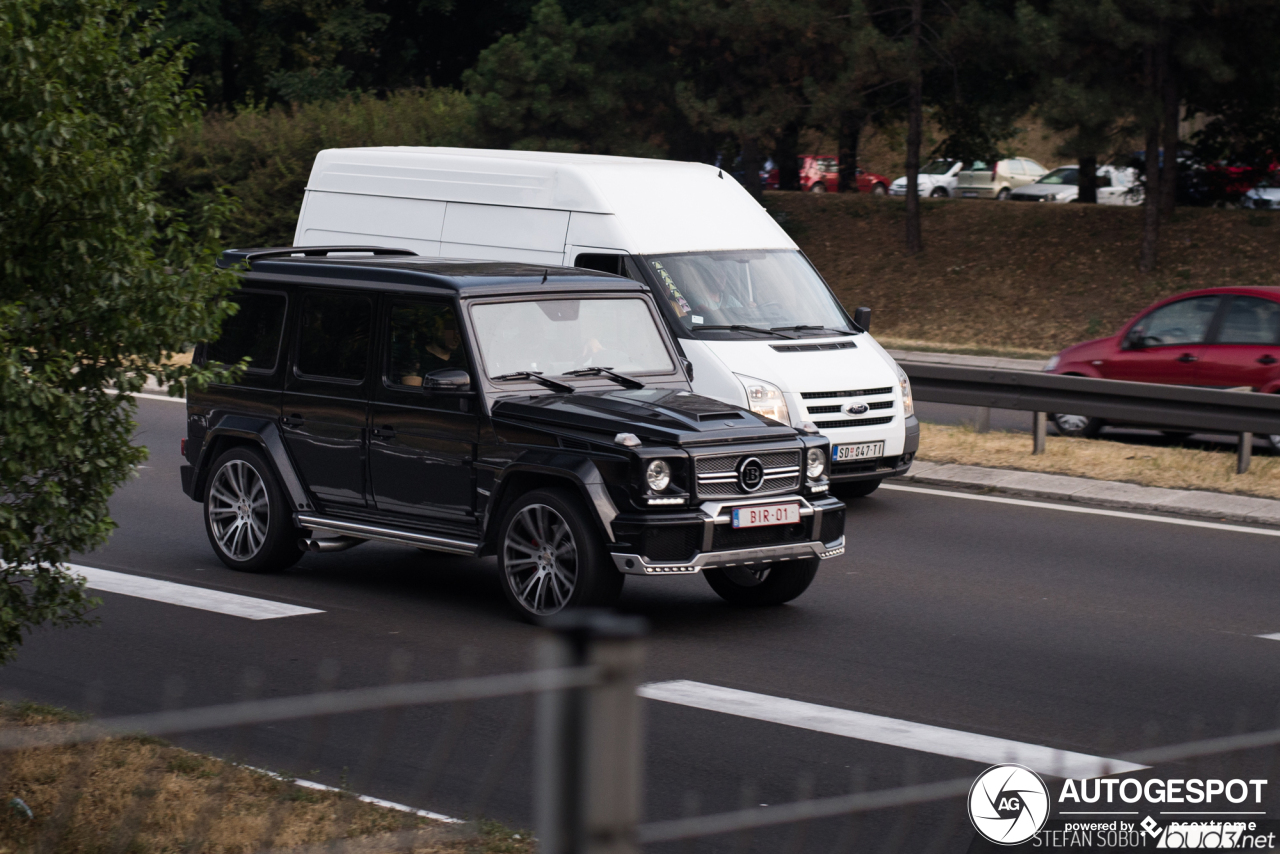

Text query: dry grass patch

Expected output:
[918,422,1280,500]
[0,702,531,854]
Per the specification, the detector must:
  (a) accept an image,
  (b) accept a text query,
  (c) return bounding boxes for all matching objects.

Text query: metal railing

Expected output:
[902,362,1280,473]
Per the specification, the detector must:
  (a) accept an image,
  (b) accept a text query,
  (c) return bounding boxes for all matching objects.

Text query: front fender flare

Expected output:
[485,454,619,545]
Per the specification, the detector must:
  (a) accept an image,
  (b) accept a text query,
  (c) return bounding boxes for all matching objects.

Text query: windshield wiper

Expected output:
[690,324,794,339]
[561,367,645,389]
[490,371,576,393]
[769,325,856,336]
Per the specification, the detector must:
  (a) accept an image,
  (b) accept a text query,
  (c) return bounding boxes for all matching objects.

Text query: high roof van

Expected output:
[295,147,918,495]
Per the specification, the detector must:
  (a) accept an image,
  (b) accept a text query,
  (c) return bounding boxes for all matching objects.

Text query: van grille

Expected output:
[801,387,893,400]
[813,416,895,429]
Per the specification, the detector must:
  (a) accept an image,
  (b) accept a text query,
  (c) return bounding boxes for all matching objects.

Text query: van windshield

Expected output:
[471,298,674,379]
[643,250,852,338]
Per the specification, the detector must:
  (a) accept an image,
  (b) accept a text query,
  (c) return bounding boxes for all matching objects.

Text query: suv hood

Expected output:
[492,388,800,446]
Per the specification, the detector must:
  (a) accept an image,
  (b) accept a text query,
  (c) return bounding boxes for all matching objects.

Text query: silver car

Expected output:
[889,159,964,197]
[1008,165,1142,205]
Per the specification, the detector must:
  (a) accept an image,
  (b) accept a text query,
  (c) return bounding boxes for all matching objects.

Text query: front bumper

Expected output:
[609,494,846,576]
[827,415,919,483]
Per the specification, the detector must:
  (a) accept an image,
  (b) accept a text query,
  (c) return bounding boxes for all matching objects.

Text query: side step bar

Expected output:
[295,514,482,557]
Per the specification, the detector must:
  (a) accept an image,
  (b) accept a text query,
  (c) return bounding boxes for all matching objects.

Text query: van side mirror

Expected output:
[425,368,472,392]
[680,357,694,381]
[853,307,871,332]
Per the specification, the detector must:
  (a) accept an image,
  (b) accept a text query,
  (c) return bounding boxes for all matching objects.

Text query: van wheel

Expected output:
[1050,413,1103,438]
[204,446,304,573]
[996,188,1011,200]
[833,479,882,499]
[498,488,623,621]
[704,558,820,606]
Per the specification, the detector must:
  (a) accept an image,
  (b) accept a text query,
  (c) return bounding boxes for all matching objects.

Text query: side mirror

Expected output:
[425,368,472,392]
[853,306,872,333]
[680,357,694,381]
[1122,328,1144,350]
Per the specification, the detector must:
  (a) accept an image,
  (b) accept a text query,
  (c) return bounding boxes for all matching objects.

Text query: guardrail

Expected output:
[901,363,1280,473]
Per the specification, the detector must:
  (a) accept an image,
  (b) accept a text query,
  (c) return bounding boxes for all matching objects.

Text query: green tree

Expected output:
[0,0,238,662]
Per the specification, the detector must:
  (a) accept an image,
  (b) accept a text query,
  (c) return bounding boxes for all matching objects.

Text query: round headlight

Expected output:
[645,459,672,492]
[806,447,826,479]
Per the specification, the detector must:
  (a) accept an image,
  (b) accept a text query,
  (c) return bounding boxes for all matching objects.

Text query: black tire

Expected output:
[497,487,623,621]
[204,446,304,573]
[833,479,883,499]
[871,183,888,196]
[930,186,949,198]
[809,182,827,193]
[996,187,1011,200]
[1268,433,1280,452]
[704,558,820,606]
[1050,413,1104,438]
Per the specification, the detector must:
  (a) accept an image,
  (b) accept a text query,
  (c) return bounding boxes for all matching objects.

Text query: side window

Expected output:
[1217,296,1280,345]
[386,301,469,388]
[296,292,372,382]
[1007,160,1026,176]
[207,291,287,373]
[1024,160,1046,176]
[574,253,626,277]
[1130,296,1221,347]
[1096,173,1113,188]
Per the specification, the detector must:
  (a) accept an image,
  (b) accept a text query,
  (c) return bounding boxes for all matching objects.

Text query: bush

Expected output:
[163,89,477,248]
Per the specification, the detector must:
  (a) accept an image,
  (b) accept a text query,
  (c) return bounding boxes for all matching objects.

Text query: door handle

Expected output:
[281,414,304,428]
[1176,353,1198,363]
[371,425,396,439]
[1258,355,1278,365]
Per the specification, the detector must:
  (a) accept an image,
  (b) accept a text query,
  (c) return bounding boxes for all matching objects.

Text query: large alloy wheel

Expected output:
[1050,413,1103,438]
[204,446,303,573]
[497,488,622,621]
[704,558,820,606]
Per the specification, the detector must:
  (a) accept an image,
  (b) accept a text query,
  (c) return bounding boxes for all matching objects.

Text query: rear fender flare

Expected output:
[194,417,313,512]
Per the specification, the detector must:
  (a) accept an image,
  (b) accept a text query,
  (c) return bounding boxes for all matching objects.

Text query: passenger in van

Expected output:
[690,265,748,316]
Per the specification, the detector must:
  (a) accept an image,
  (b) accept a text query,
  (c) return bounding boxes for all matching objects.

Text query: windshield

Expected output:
[1038,167,1079,186]
[921,159,960,175]
[471,298,674,379]
[643,250,851,337]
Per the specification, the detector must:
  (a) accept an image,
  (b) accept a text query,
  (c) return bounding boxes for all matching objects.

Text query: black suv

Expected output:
[181,247,846,619]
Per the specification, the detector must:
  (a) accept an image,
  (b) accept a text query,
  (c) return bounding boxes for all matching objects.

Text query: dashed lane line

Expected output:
[639,680,1145,779]
[881,484,1280,538]
[68,564,323,620]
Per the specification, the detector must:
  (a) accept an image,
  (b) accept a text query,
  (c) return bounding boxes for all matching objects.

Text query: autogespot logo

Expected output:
[969,764,1051,845]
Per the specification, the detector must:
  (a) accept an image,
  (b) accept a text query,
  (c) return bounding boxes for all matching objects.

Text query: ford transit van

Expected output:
[294,147,918,495]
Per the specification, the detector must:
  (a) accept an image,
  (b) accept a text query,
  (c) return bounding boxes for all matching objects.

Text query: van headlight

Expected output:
[735,374,790,424]
[894,364,914,417]
[806,447,826,479]
[645,459,672,492]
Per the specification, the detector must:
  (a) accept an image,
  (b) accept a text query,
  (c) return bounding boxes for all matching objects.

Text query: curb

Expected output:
[896,461,1280,528]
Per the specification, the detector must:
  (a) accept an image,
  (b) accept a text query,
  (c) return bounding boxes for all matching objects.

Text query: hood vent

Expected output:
[771,341,857,353]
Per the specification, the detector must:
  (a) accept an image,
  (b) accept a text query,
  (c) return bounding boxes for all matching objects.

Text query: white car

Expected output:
[1008,165,1142,205]
[889,159,963,198]
[1242,180,1280,210]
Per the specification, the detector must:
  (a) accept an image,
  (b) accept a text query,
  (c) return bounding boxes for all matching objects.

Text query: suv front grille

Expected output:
[694,450,801,499]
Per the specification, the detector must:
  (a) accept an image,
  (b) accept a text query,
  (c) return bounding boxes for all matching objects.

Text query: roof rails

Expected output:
[217,246,418,269]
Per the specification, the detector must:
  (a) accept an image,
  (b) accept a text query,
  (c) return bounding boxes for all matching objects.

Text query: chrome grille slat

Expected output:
[693,450,802,499]
[801,386,893,400]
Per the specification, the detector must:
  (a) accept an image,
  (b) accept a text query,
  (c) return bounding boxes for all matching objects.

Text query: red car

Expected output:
[763,155,890,194]
[1045,286,1280,447]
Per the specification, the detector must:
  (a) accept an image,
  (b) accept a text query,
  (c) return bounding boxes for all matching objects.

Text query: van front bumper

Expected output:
[828,415,919,483]
[608,495,846,576]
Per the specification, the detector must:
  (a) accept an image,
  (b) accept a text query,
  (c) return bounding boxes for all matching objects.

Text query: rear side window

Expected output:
[1217,296,1280,345]
[296,292,372,382]
[207,291,287,373]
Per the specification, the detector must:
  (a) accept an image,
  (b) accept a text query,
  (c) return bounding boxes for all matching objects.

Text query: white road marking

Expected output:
[247,766,462,823]
[68,564,322,620]
[640,680,1145,779]
[1256,633,1280,641]
[882,484,1280,538]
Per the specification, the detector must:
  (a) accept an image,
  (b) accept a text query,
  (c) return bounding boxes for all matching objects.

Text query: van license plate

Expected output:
[961,190,978,198]
[732,503,801,529]
[833,441,884,462]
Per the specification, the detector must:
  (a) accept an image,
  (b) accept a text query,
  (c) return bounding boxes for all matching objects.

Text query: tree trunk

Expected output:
[1160,70,1179,217]
[1139,124,1162,273]
[838,111,864,193]
[776,123,801,191]
[740,138,763,201]
[1078,155,1098,204]
[904,0,923,254]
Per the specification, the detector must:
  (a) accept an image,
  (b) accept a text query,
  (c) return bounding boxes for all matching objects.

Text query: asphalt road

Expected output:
[4,396,1280,852]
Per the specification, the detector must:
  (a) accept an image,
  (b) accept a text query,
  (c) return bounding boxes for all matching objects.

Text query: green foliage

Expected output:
[0,0,239,663]
[163,88,476,248]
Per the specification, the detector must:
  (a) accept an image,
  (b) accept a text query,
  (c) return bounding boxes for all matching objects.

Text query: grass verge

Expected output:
[0,701,532,854]
[917,422,1280,500]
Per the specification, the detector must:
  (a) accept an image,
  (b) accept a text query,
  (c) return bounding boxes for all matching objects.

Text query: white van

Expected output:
[294,147,918,496]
